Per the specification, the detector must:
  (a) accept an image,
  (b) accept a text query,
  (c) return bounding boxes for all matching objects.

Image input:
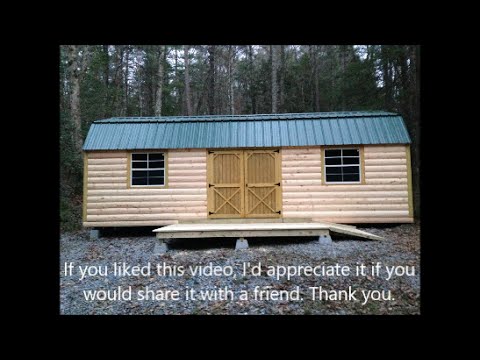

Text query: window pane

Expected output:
[343,149,359,157]
[149,153,164,161]
[325,157,341,165]
[132,177,148,185]
[149,160,164,169]
[343,174,360,182]
[132,170,148,177]
[149,170,164,177]
[326,166,342,174]
[132,154,147,160]
[325,149,341,157]
[149,177,164,185]
[132,161,148,169]
[326,174,342,182]
[343,157,360,165]
[342,166,359,174]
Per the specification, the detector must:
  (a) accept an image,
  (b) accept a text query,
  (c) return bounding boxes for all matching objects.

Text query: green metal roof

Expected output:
[83,111,411,151]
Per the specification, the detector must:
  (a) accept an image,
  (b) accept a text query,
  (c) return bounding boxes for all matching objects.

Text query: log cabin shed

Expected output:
[82,111,413,229]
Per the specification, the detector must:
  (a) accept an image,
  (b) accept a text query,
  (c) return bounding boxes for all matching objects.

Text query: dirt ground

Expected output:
[60,223,420,315]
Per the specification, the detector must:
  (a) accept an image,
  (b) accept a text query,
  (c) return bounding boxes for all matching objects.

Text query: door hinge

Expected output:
[276,210,282,214]
[209,183,214,187]
[273,149,280,153]
[275,182,281,186]
[209,211,215,215]
[208,150,215,154]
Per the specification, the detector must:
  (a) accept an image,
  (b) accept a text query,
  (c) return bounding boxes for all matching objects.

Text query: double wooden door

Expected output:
[207,149,281,218]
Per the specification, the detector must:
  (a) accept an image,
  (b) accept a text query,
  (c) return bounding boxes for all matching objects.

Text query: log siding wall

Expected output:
[83,145,413,227]
[83,149,207,227]
[281,145,413,223]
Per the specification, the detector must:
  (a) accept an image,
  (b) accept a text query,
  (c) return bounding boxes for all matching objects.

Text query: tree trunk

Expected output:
[103,45,110,118]
[279,45,285,112]
[66,45,83,154]
[111,46,124,116]
[207,45,215,114]
[310,45,321,111]
[381,45,393,110]
[184,45,192,115]
[154,46,164,116]
[228,46,235,115]
[248,45,256,114]
[123,46,130,116]
[271,45,280,113]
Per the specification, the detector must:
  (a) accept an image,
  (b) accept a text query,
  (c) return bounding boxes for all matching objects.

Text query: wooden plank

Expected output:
[168,170,207,176]
[284,210,410,217]
[282,179,323,186]
[88,194,207,202]
[155,222,330,232]
[88,177,127,184]
[126,152,131,189]
[84,220,179,227]
[88,206,206,215]
[406,145,414,217]
[282,167,322,174]
[283,198,408,205]
[282,173,322,180]
[282,184,407,192]
[366,172,407,179]
[364,152,406,159]
[88,152,127,159]
[365,179,407,185]
[328,225,383,241]
[364,159,407,165]
[282,154,321,161]
[168,175,205,182]
[365,165,407,172]
[169,163,206,170]
[281,148,320,155]
[157,229,329,239]
[167,157,205,163]
[282,160,324,167]
[311,216,414,224]
[283,204,408,211]
[168,182,206,188]
[360,146,366,185]
[168,151,207,158]
[88,201,207,209]
[89,170,126,178]
[87,213,204,221]
[282,191,408,199]
[364,145,407,153]
[164,151,169,188]
[153,221,381,240]
[83,153,88,222]
[88,158,127,165]
[87,164,126,171]
[88,183,126,189]
[321,146,326,185]
[88,188,206,196]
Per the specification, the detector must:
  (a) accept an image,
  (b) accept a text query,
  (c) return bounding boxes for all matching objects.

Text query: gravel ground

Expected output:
[60,224,420,315]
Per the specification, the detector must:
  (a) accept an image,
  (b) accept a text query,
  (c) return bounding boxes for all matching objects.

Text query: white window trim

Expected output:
[324,148,361,184]
[131,152,166,187]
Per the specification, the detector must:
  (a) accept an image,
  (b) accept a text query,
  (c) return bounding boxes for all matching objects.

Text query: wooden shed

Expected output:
[82,111,413,228]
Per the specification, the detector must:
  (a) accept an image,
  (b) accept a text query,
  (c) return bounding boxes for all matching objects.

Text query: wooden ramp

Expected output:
[153,222,383,241]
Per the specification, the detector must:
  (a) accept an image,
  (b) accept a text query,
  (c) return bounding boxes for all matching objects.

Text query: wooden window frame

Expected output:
[321,146,366,185]
[127,150,169,189]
